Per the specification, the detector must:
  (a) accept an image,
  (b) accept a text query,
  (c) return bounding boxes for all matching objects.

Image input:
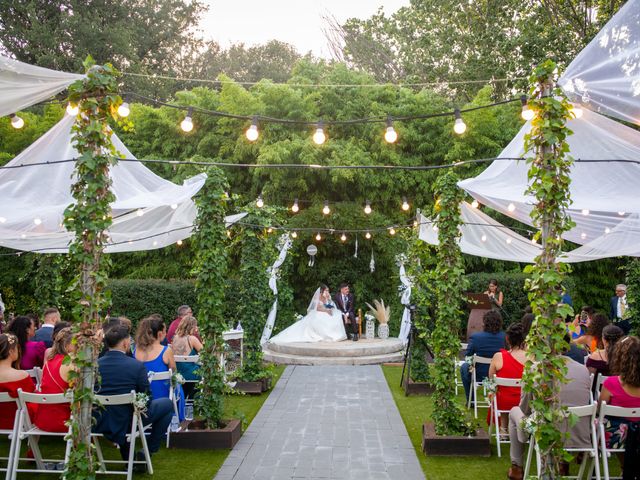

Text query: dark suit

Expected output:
[334,292,357,337]
[94,350,173,457]
[610,295,631,334]
[461,330,506,400]
[33,325,54,348]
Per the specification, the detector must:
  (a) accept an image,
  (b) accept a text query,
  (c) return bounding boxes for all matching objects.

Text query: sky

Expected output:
[199,0,410,58]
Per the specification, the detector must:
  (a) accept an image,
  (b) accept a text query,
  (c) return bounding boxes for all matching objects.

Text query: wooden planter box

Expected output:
[233,376,272,394]
[169,419,242,450]
[402,378,435,396]
[421,422,491,457]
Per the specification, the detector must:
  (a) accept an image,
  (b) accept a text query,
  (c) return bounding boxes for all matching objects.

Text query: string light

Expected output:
[481,234,487,242]
[291,199,299,213]
[10,114,24,129]
[256,195,264,208]
[312,121,326,145]
[364,201,372,215]
[117,101,130,118]
[0,217,6,223]
[291,231,298,238]
[581,208,590,216]
[66,103,79,116]
[340,232,347,242]
[507,203,516,212]
[389,227,396,235]
[136,209,144,217]
[33,218,42,225]
[315,232,322,241]
[580,232,587,240]
[453,109,466,135]
[605,227,611,234]
[170,204,178,210]
[384,117,398,143]
[520,96,535,121]
[506,237,512,244]
[180,107,194,132]
[322,201,331,215]
[152,240,158,246]
[245,116,259,142]
[401,197,410,211]
[570,103,583,119]
[267,227,273,233]
[618,211,625,216]
[471,199,479,209]
[226,230,231,237]
[531,237,538,245]
[176,239,183,246]
[365,231,372,239]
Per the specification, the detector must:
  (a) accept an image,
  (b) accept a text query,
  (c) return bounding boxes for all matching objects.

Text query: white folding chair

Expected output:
[174,355,200,404]
[92,390,154,480]
[454,343,467,396]
[524,403,601,480]
[10,389,72,480]
[597,401,640,480]
[589,373,595,404]
[467,354,493,418]
[594,374,610,399]
[25,367,42,390]
[148,369,180,447]
[0,393,19,480]
[488,377,522,457]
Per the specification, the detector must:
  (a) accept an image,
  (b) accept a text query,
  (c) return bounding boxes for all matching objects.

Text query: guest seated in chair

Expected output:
[170,316,202,399]
[461,310,506,402]
[587,324,624,384]
[507,336,592,480]
[0,333,36,430]
[34,327,74,432]
[573,312,609,353]
[7,315,46,370]
[94,325,174,469]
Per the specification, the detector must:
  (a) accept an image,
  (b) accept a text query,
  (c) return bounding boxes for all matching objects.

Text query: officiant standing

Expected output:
[335,283,358,341]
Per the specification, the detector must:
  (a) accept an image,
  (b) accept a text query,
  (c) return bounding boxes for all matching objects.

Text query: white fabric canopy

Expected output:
[0,55,84,117]
[459,108,640,249]
[397,259,412,345]
[0,114,239,253]
[558,0,640,126]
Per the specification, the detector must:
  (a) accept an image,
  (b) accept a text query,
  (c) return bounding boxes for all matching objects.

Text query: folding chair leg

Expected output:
[93,437,107,473]
[137,415,153,475]
[523,438,534,480]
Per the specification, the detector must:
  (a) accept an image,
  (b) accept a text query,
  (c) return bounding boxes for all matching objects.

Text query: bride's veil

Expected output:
[306,287,322,314]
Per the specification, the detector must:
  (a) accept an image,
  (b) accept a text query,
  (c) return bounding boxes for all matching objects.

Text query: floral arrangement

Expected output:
[481,376,497,395]
[464,356,475,373]
[133,392,150,415]
[365,299,390,325]
[171,372,186,388]
[364,313,375,322]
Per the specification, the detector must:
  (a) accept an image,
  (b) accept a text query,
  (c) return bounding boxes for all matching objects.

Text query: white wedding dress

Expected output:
[269,288,347,344]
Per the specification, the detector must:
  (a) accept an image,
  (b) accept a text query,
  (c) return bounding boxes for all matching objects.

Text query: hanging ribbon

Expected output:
[354,235,358,258]
[260,234,293,345]
[397,254,413,345]
[307,244,317,267]
[370,248,375,273]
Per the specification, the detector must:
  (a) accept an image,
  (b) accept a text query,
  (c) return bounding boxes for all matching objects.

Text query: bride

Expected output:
[269,284,347,344]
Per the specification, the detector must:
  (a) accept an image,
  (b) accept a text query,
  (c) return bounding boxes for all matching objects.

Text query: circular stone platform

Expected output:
[262,338,405,365]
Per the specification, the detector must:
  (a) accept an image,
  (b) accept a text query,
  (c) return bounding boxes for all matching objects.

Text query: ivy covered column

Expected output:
[431,169,470,435]
[522,59,575,478]
[192,167,230,427]
[63,58,124,478]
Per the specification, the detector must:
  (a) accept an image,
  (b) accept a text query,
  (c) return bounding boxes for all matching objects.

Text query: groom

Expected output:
[334,282,358,341]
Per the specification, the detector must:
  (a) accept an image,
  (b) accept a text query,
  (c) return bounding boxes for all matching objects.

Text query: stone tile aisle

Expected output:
[214,365,425,480]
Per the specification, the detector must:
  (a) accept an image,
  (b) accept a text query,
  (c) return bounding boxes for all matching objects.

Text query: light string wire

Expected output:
[2,157,639,172]
[0,218,538,257]
[121,72,529,89]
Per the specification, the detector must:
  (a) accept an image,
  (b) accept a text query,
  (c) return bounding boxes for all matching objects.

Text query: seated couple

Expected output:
[269,283,359,344]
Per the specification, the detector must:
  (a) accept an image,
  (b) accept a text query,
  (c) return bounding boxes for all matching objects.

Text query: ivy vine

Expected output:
[192,166,230,428]
[431,169,472,436]
[63,56,127,479]
[522,59,576,477]
[624,258,640,336]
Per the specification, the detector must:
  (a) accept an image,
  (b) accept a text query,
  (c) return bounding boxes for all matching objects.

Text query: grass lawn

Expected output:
[2,365,286,479]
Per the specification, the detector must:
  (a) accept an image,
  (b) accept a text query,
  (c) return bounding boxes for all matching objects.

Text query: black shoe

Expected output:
[132,451,148,474]
[353,334,358,341]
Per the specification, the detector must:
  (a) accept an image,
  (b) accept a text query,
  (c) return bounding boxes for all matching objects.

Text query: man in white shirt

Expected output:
[33,307,60,347]
[609,284,630,334]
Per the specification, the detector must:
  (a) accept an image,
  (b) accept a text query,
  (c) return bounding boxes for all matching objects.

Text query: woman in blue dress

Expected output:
[134,315,185,420]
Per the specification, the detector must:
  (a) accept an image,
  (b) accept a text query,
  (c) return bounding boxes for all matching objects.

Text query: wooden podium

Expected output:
[465,293,493,341]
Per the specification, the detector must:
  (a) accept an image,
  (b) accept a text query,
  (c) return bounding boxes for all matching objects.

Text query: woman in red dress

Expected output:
[488,322,527,428]
[34,327,74,432]
[0,333,36,430]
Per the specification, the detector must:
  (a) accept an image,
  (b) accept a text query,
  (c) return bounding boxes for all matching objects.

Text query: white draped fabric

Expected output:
[458,108,640,251]
[260,234,294,345]
[0,114,240,253]
[558,0,640,126]
[397,260,412,345]
[0,55,84,117]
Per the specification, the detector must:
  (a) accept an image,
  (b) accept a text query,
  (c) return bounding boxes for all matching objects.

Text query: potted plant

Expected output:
[366,299,390,339]
[233,354,274,394]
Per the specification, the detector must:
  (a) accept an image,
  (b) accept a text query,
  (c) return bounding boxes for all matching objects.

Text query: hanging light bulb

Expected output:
[312,121,326,145]
[291,198,299,213]
[570,103,583,119]
[506,237,512,244]
[10,114,24,129]
[581,208,590,216]
[531,237,538,245]
[481,234,487,242]
[384,116,398,143]
[401,197,410,211]
[226,230,232,237]
[471,199,479,209]
[340,232,347,242]
[605,227,611,234]
[413,219,418,227]
[315,232,322,241]
[117,101,130,118]
[33,218,42,225]
[66,102,79,116]
[322,201,330,215]
[618,211,626,216]
[180,107,194,132]
[365,231,372,239]
[245,115,259,141]
[153,240,158,246]
[136,209,144,217]
[291,231,298,238]
[453,108,466,135]
[507,203,516,212]
[364,201,372,215]
[177,239,183,246]
[520,95,535,121]
[170,204,178,210]
[580,232,587,240]
[389,227,396,235]
[256,195,264,208]
[0,217,6,223]
[267,227,273,233]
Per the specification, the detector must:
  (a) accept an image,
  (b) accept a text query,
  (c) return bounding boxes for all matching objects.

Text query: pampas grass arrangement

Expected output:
[365,299,390,325]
